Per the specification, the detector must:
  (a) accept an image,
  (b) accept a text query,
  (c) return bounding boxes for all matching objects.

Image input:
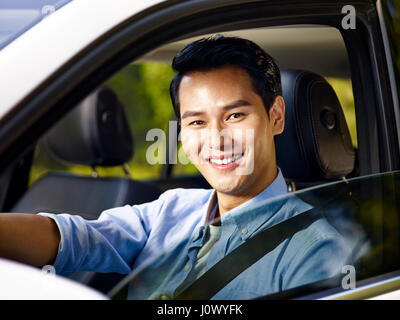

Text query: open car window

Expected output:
[108,171,400,300]
[29,26,356,187]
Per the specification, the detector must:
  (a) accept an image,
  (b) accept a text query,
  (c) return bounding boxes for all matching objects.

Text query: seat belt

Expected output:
[174,207,321,300]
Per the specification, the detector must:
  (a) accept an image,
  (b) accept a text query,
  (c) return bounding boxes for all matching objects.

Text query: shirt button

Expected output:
[184,264,190,271]
[241,228,248,235]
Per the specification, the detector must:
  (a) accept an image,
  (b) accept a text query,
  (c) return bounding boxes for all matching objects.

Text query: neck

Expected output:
[216,166,278,217]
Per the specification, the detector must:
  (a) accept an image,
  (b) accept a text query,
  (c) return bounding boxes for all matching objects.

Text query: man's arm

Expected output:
[0,213,60,267]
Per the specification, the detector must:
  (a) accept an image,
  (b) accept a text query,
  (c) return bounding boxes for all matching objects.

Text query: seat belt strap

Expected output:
[174,207,321,300]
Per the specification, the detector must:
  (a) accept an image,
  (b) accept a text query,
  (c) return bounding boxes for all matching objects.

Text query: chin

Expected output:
[211,178,246,195]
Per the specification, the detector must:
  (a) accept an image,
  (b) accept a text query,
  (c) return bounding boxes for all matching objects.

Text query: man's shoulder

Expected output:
[262,196,348,251]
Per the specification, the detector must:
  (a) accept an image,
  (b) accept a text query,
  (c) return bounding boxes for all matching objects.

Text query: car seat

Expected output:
[276,70,369,265]
[276,69,356,190]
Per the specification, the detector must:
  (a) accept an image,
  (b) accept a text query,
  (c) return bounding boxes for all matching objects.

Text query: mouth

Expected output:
[207,152,244,170]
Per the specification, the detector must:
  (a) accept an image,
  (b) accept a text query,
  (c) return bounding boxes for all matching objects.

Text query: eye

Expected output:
[227,112,244,120]
[189,120,205,126]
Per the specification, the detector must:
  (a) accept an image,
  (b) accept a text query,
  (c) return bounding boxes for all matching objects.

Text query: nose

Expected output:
[206,121,234,153]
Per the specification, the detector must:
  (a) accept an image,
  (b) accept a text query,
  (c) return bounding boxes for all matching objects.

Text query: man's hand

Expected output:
[0,213,60,266]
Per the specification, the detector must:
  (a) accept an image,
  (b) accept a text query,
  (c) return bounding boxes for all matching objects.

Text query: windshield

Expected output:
[109,171,400,300]
[0,0,72,50]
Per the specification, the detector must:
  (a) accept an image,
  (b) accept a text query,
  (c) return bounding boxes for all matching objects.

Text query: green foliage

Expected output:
[107,62,175,173]
[326,78,358,148]
[106,62,201,178]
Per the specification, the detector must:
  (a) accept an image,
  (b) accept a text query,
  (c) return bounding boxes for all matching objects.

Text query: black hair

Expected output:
[170,35,282,119]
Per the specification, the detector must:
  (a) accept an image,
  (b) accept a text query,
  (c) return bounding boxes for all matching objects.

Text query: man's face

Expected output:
[179,65,284,196]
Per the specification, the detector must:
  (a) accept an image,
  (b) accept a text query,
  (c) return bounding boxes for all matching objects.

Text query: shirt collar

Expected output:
[230,168,288,213]
[205,168,287,221]
[204,168,295,238]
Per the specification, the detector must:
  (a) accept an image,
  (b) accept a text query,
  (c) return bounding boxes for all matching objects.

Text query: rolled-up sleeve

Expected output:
[38,204,153,276]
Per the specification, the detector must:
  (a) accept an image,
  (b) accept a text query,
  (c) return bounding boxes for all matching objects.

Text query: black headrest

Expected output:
[275,70,355,182]
[44,87,133,167]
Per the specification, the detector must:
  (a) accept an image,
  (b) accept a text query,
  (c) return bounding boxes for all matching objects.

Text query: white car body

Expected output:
[0,258,107,300]
[0,0,163,119]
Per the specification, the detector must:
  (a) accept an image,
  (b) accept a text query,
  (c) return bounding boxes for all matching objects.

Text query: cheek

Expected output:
[251,123,273,154]
[255,128,274,160]
[237,123,266,152]
[180,129,203,159]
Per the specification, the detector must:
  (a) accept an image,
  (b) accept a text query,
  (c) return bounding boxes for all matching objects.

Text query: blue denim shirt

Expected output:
[39,170,351,299]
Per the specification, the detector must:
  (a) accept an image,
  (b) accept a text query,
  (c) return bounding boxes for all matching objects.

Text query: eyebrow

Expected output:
[181,100,252,120]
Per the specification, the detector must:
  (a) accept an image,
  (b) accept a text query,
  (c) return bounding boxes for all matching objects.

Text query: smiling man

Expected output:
[0,36,351,299]
[177,65,284,217]
[170,36,287,219]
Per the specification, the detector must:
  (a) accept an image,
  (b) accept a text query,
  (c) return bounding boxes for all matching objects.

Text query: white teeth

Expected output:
[210,154,242,165]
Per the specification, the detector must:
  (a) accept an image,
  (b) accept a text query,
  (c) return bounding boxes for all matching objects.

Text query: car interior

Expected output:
[3,25,362,295]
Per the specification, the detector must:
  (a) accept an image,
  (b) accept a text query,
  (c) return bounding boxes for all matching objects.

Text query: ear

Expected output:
[269,95,285,136]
